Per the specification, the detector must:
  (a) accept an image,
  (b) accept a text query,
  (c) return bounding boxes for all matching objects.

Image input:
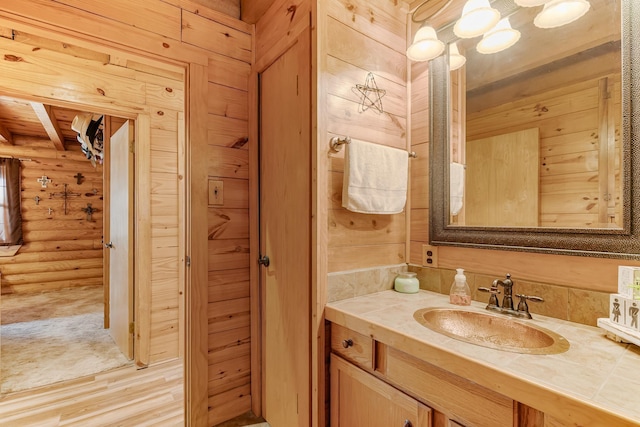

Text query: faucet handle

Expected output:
[516,294,544,303]
[479,286,501,310]
[515,294,543,319]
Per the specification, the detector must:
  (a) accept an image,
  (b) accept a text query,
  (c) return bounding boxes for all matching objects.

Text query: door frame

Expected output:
[0,18,200,421]
[249,25,321,425]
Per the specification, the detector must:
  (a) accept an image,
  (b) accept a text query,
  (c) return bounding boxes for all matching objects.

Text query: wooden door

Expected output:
[108,120,134,360]
[259,36,311,426]
[330,354,432,427]
[465,128,539,226]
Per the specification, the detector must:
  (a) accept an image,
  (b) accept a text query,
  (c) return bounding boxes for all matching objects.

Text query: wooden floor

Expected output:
[0,358,184,426]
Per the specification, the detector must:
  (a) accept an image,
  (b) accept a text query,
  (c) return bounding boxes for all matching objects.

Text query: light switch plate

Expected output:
[208,180,223,206]
[422,244,438,268]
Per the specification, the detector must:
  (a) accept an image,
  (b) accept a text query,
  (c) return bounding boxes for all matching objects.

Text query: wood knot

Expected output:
[32,47,40,52]
[157,111,165,116]
[165,87,173,93]
[4,54,23,62]
[287,5,297,22]
[97,88,106,96]
[162,42,170,48]
[223,32,230,38]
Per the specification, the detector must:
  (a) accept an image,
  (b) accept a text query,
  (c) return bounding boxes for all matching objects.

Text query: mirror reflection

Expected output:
[444,0,621,229]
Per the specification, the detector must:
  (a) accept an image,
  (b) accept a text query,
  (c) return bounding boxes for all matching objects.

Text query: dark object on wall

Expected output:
[0,158,23,245]
[49,183,81,215]
[71,114,104,167]
[81,203,97,222]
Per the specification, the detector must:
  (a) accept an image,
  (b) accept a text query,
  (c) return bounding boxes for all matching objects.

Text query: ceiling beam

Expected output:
[0,122,13,145]
[30,102,65,151]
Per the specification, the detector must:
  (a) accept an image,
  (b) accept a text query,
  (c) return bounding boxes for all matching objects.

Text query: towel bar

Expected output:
[329,136,418,158]
[330,136,351,152]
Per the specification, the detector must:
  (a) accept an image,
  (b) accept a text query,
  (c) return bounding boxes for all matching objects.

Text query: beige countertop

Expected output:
[325,290,640,426]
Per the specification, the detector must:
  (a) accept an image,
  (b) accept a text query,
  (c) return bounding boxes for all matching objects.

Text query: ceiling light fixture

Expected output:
[454,0,501,39]
[449,42,466,71]
[477,17,521,54]
[407,23,445,62]
[534,0,591,29]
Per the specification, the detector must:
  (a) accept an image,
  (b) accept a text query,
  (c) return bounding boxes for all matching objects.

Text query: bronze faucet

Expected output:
[479,274,544,319]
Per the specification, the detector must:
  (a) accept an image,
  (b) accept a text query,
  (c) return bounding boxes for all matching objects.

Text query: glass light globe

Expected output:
[407,24,445,62]
[534,0,591,29]
[454,0,501,39]
[476,18,521,54]
[449,43,466,71]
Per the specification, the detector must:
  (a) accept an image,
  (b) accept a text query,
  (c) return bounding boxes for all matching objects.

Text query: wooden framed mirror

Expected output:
[428,0,640,258]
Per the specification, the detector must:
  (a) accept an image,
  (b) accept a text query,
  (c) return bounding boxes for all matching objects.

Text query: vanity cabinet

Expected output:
[330,324,514,427]
[331,354,431,427]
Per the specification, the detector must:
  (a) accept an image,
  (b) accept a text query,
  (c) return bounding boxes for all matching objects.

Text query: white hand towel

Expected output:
[450,162,465,216]
[342,139,408,214]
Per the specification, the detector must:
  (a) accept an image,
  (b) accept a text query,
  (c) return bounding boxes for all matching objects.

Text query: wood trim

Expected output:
[186,63,209,427]
[312,2,325,427]
[104,118,112,329]
[248,27,262,419]
[135,114,152,367]
[178,111,186,359]
[405,11,413,271]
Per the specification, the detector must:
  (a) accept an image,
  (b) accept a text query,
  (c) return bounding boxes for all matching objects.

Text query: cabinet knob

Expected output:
[403,420,413,427]
[341,339,353,348]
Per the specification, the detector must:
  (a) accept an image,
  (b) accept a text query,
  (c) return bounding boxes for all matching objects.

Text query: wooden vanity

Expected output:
[326,290,640,427]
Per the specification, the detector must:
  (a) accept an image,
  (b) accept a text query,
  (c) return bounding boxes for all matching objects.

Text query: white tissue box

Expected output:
[617,266,640,298]
[610,294,626,325]
[625,298,640,332]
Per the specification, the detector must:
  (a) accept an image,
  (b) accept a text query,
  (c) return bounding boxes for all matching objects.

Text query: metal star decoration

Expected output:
[354,72,386,114]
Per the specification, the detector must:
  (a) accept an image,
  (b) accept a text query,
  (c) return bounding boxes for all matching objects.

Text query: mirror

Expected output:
[429,0,640,257]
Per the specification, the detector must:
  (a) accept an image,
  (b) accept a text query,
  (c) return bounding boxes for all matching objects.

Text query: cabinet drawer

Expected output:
[385,346,513,427]
[331,324,374,370]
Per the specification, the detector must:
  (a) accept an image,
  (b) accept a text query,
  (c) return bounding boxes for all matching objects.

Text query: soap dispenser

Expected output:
[449,268,471,306]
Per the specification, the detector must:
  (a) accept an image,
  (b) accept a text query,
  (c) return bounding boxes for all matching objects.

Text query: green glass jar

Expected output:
[394,272,419,294]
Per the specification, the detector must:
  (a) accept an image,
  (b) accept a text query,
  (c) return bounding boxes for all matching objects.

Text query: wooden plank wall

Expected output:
[322,0,409,273]
[0,1,254,425]
[0,142,103,295]
[183,11,254,427]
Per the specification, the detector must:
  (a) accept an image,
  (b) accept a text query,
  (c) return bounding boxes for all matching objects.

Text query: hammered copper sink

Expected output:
[413,307,570,355]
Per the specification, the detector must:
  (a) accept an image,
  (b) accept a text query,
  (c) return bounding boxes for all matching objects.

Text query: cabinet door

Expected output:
[331,354,431,427]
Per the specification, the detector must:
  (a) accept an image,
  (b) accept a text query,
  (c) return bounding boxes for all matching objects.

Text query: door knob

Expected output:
[258,255,270,267]
[104,242,114,248]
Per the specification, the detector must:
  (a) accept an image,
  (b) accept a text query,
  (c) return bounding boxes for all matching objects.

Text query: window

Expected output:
[0,158,23,249]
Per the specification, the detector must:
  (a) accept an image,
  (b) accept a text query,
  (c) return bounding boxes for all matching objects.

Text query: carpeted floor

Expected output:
[1,286,104,325]
[0,286,132,394]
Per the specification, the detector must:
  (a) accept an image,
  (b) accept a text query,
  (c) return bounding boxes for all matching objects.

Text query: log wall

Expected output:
[0,141,103,295]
